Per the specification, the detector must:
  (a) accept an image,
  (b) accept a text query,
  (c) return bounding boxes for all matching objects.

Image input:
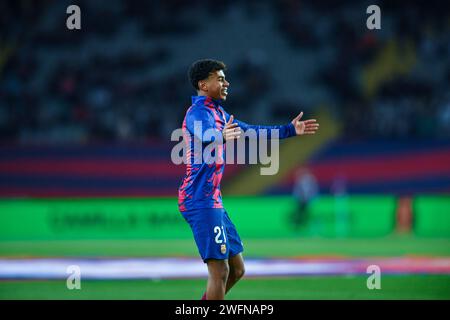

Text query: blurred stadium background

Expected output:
[0,0,449,299]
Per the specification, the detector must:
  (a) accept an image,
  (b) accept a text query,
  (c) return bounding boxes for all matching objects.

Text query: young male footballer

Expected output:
[178,59,319,300]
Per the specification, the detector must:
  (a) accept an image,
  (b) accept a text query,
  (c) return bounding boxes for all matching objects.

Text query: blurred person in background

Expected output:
[331,173,350,237]
[291,167,319,231]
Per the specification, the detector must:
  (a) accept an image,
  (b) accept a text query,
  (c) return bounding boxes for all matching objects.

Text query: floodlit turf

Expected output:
[1,235,449,300]
[1,236,449,258]
[1,275,450,300]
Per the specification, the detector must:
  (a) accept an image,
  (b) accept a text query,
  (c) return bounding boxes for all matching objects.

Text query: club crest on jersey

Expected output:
[221,244,226,254]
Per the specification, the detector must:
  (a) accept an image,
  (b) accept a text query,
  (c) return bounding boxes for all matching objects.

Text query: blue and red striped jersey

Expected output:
[178,95,296,212]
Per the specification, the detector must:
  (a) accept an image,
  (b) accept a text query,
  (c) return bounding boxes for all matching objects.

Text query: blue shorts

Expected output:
[181,208,244,262]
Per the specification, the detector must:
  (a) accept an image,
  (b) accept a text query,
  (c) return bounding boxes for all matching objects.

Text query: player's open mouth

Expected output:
[222,89,228,96]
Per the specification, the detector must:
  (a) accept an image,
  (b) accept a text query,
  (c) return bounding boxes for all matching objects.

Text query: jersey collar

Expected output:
[191,95,222,109]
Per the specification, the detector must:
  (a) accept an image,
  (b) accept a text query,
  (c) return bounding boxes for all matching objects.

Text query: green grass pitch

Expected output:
[1,276,450,300]
[1,236,449,299]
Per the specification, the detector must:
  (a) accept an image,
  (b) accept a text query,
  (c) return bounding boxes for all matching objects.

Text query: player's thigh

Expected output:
[223,211,244,257]
[182,208,229,261]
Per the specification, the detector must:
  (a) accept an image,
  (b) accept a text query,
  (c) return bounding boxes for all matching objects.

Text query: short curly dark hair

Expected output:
[188,59,227,90]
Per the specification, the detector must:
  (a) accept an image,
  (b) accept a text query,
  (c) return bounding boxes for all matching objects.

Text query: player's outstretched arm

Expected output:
[221,109,317,139]
[291,111,319,136]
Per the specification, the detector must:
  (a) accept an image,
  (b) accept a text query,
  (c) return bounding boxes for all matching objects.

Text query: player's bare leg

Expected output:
[225,253,245,294]
[206,259,229,300]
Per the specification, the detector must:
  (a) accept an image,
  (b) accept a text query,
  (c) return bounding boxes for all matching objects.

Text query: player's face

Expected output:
[205,70,229,101]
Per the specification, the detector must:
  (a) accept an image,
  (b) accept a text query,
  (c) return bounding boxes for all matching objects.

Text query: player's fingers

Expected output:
[225,134,241,140]
[304,119,317,124]
[225,123,239,129]
[303,130,317,134]
[305,124,319,129]
[226,115,234,125]
[225,127,241,134]
[224,123,238,128]
[294,111,304,122]
[226,131,242,137]
[225,134,242,140]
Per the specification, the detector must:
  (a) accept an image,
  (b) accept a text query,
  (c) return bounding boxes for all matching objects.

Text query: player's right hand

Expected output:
[222,115,242,141]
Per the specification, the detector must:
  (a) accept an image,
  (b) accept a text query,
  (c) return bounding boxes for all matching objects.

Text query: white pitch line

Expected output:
[0,257,449,279]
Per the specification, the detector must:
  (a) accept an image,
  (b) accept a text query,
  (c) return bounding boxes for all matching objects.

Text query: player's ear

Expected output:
[199,80,208,92]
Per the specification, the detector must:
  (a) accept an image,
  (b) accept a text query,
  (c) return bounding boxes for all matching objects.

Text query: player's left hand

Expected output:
[291,111,319,136]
